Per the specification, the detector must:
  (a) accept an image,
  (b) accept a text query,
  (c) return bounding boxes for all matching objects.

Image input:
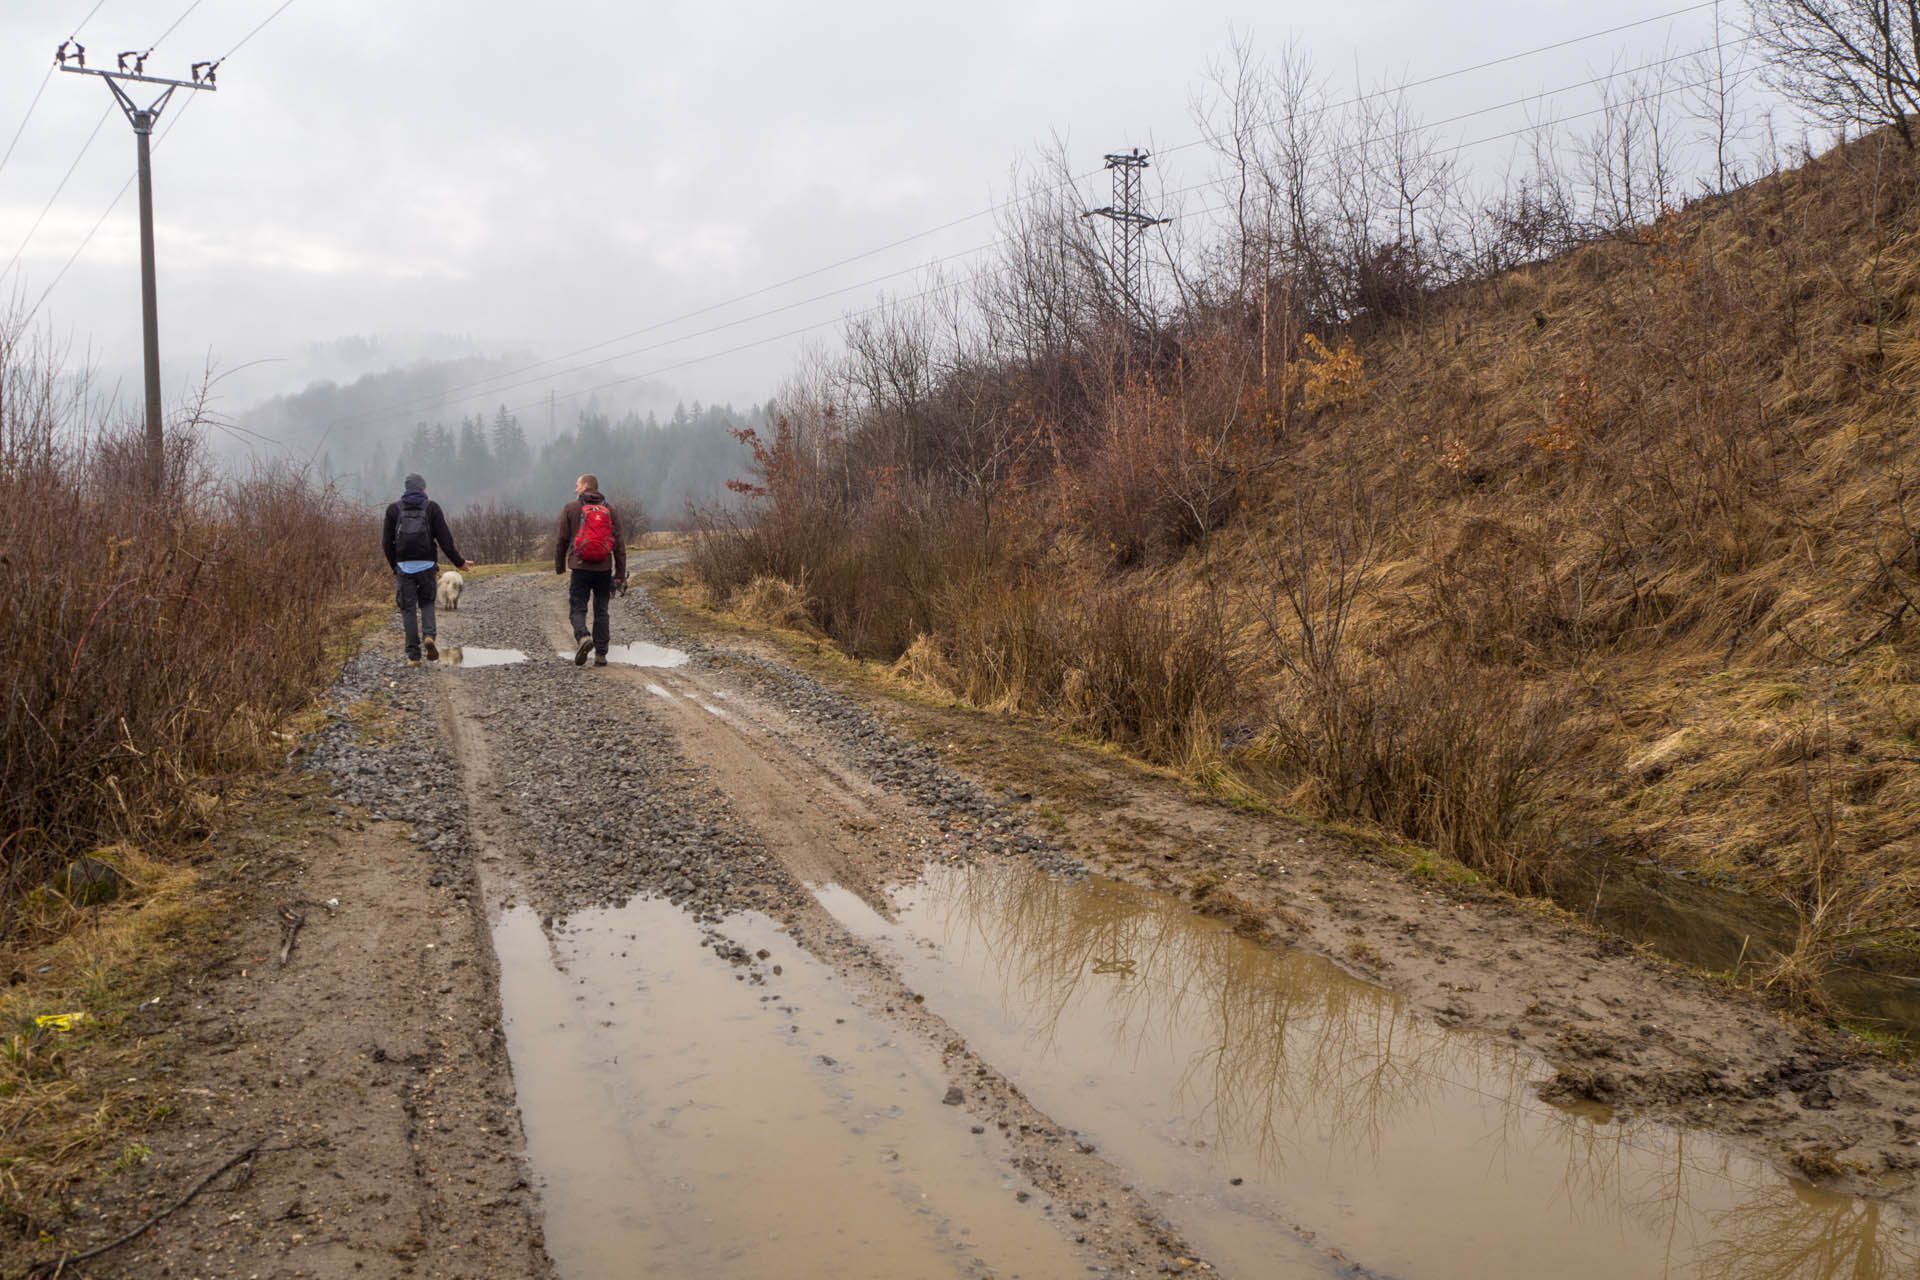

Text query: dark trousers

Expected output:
[569,568,613,655]
[396,566,438,659]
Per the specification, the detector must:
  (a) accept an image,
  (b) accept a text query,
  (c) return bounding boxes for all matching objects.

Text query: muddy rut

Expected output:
[401,571,1917,1277]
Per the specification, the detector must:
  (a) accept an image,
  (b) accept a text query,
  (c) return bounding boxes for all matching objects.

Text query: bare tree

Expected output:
[1749,0,1920,146]
[1689,0,1761,192]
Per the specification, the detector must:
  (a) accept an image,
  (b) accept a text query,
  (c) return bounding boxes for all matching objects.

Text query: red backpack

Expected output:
[573,501,615,565]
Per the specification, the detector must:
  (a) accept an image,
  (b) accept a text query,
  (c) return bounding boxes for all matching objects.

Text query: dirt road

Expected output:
[28,570,1920,1278]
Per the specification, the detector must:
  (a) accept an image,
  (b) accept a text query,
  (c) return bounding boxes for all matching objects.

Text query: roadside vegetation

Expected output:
[691,12,1920,1015]
[0,320,381,1230]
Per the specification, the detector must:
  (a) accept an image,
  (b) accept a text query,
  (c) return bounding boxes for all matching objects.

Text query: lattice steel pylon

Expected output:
[1083,148,1167,323]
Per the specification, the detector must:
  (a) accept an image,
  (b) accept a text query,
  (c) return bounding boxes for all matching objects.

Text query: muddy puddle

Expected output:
[553,641,690,667]
[491,896,1089,1279]
[1568,861,1920,1041]
[443,646,527,667]
[813,865,1920,1279]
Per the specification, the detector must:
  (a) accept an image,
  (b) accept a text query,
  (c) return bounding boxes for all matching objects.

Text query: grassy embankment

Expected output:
[688,130,1920,1022]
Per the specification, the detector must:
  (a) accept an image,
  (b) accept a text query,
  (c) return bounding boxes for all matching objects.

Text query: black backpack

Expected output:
[394,502,434,561]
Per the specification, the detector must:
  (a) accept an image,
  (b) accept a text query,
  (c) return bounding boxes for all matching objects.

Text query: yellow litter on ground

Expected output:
[34,1012,87,1031]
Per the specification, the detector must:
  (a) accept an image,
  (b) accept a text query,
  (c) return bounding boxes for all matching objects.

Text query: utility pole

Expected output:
[1083,148,1168,325]
[57,43,217,491]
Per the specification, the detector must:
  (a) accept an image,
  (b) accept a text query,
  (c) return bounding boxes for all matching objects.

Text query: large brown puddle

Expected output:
[812,864,1920,1280]
[491,897,1089,1279]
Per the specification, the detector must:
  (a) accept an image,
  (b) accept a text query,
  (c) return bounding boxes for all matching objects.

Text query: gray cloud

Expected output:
[0,0,1735,440]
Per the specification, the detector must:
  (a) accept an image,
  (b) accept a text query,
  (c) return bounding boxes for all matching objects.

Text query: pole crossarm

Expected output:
[56,65,216,94]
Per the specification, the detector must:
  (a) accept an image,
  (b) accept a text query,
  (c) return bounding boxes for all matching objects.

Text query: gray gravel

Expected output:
[297,648,477,893]
[295,571,1081,925]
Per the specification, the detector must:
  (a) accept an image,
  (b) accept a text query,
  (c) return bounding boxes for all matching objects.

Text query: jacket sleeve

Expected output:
[381,504,399,571]
[430,502,464,566]
[553,503,574,573]
[613,506,628,579]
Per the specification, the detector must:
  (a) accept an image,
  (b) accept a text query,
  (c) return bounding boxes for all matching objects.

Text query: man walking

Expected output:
[382,473,472,666]
[554,473,627,666]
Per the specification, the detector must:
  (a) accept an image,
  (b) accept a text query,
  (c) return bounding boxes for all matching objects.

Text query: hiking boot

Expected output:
[407,658,421,667]
[423,637,439,661]
[574,636,593,666]
[593,653,608,667]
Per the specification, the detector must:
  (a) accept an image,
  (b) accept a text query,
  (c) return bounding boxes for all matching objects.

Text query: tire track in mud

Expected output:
[427,572,1305,1278]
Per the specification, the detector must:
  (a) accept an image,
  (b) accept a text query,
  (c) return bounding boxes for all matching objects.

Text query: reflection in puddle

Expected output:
[492,897,1089,1279]
[444,646,527,667]
[815,864,1919,1280]
[553,642,689,667]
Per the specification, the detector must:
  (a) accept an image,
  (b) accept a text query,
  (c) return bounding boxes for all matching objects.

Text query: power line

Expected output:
[20,88,202,331]
[221,0,298,60]
[492,50,1758,427]
[312,2,1732,438]
[334,238,1003,431]
[0,105,114,287]
[1155,0,1725,165]
[17,0,294,327]
[336,30,1753,433]
[71,0,113,39]
[0,0,218,292]
[0,67,56,183]
[149,0,206,51]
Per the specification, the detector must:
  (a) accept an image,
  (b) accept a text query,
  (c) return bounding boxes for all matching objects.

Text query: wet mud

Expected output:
[817,863,1920,1279]
[1565,859,1920,1041]
[493,898,1085,1279]
[428,571,1920,1278]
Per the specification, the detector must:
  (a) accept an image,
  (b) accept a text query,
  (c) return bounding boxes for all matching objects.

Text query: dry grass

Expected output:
[0,842,216,1230]
[692,130,1920,1004]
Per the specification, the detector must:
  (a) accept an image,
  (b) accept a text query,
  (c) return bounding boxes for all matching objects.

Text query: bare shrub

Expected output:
[0,328,376,933]
[1060,587,1242,766]
[1751,0,1920,147]
[457,500,543,564]
[1249,653,1571,891]
[1241,497,1568,888]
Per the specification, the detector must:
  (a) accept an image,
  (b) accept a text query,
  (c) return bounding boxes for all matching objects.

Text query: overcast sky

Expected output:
[0,0,1752,452]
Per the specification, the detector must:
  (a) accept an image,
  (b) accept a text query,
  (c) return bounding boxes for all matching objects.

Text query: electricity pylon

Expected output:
[1083,148,1167,324]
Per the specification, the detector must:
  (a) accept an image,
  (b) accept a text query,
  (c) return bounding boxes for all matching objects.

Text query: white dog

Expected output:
[436,569,465,611]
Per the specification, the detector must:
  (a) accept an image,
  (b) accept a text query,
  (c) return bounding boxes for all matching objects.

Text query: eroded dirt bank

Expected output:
[19,568,1920,1278]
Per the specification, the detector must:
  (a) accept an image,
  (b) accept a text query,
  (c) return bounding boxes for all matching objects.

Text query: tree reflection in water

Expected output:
[896,862,1918,1279]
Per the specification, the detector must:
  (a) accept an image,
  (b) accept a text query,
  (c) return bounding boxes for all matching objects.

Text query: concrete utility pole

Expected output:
[1083,148,1168,324]
[57,44,216,490]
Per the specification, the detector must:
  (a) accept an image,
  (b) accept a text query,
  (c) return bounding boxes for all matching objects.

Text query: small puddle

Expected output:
[492,896,1088,1279]
[444,646,527,667]
[553,642,689,667]
[815,863,1919,1280]
[1564,860,1920,1041]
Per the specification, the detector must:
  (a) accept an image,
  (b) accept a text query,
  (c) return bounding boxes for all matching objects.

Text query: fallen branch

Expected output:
[276,905,306,967]
[28,1144,261,1276]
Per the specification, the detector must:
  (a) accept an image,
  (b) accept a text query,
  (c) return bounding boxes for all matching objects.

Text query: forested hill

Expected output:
[362,401,755,527]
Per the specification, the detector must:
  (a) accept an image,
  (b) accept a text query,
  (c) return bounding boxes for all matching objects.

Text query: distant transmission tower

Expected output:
[57,41,217,490]
[1083,148,1167,322]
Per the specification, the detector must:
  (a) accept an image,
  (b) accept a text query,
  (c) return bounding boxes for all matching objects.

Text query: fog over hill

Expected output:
[222,343,753,524]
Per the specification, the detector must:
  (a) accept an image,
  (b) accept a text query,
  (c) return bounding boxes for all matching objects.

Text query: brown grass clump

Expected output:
[735,574,825,637]
[891,633,960,697]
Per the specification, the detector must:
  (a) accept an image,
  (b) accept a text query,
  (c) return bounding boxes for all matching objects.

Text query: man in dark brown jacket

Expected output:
[553,474,628,666]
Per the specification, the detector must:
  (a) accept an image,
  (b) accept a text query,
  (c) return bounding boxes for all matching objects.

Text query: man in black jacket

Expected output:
[382,473,472,666]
